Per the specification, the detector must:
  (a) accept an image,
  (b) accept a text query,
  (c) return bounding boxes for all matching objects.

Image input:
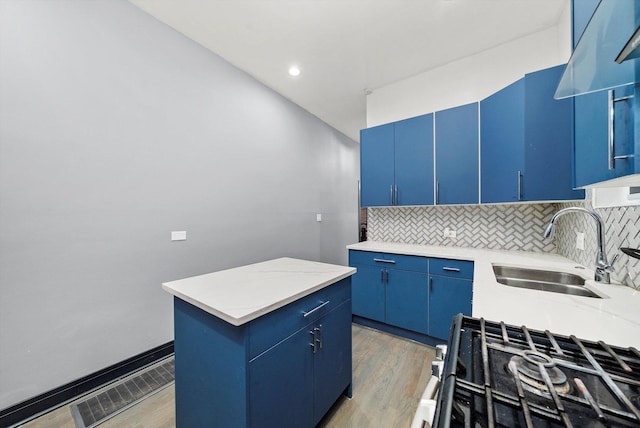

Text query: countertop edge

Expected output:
[162,261,356,326]
[346,241,640,349]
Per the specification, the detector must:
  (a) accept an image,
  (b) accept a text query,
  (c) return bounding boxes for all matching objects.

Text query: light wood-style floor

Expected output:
[20,324,435,428]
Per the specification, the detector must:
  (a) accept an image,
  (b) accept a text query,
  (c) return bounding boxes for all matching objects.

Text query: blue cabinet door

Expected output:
[574,86,635,187]
[249,327,314,428]
[394,114,434,205]
[360,123,394,206]
[428,275,473,341]
[385,269,428,334]
[313,301,352,425]
[435,103,479,205]
[524,65,584,201]
[480,79,525,203]
[351,264,385,322]
[572,0,637,187]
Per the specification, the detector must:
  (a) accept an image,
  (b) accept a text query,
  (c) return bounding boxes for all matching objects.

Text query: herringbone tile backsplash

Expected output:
[368,204,557,252]
[554,200,640,289]
[367,200,640,288]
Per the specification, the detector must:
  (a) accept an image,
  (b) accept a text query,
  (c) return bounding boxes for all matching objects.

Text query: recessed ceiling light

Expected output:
[288,65,301,77]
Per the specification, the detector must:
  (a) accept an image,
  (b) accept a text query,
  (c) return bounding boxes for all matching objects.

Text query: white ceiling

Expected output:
[128,0,569,141]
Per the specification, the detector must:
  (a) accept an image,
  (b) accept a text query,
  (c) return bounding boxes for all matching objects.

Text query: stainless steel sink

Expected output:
[492,265,601,298]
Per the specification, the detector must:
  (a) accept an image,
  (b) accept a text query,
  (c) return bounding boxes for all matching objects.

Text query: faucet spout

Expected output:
[543,207,616,283]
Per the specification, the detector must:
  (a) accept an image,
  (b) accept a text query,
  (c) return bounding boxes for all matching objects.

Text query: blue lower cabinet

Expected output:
[174,279,352,428]
[349,250,473,341]
[351,264,385,322]
[250,301,352,427]
[385,269,428,334]
[350,251,429,334]
[312,302,353,425]
[428,275,473,340]
[249,323,314,428]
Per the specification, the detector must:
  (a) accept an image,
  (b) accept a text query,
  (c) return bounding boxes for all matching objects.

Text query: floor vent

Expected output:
[70,356,174,428]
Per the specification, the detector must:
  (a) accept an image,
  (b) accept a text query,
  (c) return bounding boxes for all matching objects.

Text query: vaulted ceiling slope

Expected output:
[128,0,569,141]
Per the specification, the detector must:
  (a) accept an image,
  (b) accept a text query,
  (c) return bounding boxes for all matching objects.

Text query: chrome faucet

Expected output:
[543,207,618,283]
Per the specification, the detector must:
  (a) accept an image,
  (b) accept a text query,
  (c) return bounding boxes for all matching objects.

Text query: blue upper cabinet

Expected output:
[480,66,584,203]
[571,0,639,187]
[524,65,585,201]
[574,85,636,187]
[435,103,479,205]
[360,123,395,206]
[360,114,433,207]
[480,79,525,203]
[394,115,434,206]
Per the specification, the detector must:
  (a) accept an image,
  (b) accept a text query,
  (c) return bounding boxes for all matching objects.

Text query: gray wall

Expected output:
[0,0,359,409]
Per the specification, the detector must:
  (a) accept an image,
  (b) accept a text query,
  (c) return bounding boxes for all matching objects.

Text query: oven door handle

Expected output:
[410,376,440,428]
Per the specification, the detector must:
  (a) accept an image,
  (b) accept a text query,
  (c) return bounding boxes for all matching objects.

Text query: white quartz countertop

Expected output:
[162,257,356,326]
[348,241,640,350]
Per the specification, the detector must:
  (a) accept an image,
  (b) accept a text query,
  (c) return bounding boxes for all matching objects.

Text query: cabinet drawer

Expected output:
[349,250,428,272]
[248,278,351,359]
[429,258,474,279]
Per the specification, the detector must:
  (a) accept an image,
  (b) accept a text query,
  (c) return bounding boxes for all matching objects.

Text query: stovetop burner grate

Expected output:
[433,316,640,428]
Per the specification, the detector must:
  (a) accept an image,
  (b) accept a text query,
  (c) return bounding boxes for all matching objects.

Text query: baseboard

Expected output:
[352,315,446,347]
[0,341,174,427]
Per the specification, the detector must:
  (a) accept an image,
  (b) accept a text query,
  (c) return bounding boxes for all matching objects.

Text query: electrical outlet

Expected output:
[576,232,584,250]
[443,227,450,237]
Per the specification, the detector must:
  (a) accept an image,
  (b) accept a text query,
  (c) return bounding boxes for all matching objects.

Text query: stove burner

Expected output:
[509,350,571,395]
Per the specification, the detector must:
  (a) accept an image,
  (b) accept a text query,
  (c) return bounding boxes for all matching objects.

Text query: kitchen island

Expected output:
[162,257,356,428]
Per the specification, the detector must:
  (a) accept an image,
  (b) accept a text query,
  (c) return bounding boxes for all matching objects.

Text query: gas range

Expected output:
[431,315,640,427]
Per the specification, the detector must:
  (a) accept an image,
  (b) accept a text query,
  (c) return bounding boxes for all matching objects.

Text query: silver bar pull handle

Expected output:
[390,185,394,205]
[394,185,398,205]
[303,300,330,318]
[380,269,384,282]
[517,170,523,201]
[316,325,323,349]
[608,90,615,170]
[442,267,461,272]
[373,258,396,264]
[429,276,433,292]
[309,330,317,353]
[608,90,635,170]
[436,181,439,204]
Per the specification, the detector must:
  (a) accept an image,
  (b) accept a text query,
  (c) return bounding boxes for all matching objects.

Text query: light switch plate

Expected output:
[171,231,187,241]
[316,213,322,222]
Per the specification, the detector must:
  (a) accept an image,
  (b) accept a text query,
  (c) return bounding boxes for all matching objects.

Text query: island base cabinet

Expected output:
[249,301,352,428]
[174,298,249,428]
[312,301,352,424]
[173,278,352,428]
